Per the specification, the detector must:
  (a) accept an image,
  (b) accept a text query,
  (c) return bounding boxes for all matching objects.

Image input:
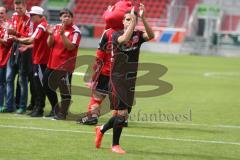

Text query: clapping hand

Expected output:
[139,3,145,19]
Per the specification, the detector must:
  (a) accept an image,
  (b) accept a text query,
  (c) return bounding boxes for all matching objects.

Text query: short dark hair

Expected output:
[125,10,138,17]
[124,10,138,22]
[59,8,73,18]
[14,0,26,5]
[31,14,43,18]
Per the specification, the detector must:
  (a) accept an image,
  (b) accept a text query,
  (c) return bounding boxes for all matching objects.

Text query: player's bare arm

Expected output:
[47,24,54,47]
[15,36,34,45]
[117,7,137,44]
[140,3,155,41]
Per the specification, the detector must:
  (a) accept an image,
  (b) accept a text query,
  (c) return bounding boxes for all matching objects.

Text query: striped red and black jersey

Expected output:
[96,28,117,76]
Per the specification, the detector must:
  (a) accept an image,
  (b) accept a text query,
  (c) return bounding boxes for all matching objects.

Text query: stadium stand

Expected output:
[174,0,201,27]
[221,15,240,32]
[73,0,171,26]
[185,0,201,16]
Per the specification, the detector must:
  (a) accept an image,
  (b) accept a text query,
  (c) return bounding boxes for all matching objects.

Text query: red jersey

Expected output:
[31,17,50,65]
[12,11,33,37]
[97,28,117,76]
[0,20,13,68]
[47,24,81,72]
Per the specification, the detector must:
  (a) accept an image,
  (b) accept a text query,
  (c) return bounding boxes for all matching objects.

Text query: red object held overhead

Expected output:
[103,0,133,30]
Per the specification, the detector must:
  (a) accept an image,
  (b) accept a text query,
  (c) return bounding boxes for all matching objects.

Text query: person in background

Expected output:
[44,8,81,120]
[14,6,50,117]
[0,6,13,112]
[6,0,33,113]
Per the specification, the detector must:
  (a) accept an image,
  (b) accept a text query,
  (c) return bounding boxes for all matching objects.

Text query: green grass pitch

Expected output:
[0,48,239,160]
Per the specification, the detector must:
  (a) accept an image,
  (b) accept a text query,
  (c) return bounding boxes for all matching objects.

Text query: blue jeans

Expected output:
[0,67,6,107]
[6,42,29,111]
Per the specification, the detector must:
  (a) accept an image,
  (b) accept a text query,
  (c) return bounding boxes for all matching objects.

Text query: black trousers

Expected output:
[16,52,36,108]
[43,68,72,114]
[28,67,36,107]
[33,64,47,109]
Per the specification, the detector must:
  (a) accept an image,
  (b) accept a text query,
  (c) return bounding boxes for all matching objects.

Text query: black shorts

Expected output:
[95,74,110,95]
[109,81,135,111]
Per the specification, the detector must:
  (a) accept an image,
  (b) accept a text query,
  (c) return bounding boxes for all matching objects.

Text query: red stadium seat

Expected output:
[185,0,202,15]
[221,15,240,31]
[73,0,171,26]
[2,0,43,11]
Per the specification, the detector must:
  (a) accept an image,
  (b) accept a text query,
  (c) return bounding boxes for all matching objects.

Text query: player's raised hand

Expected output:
[139,3,145,18]
[131,6,135,15]
[107,5,113,11]
[46,24,54,35]
[130,7,137,23]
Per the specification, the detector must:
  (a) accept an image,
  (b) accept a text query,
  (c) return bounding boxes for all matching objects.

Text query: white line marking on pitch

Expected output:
[0,124,240,146]
[0,116,240,130]
[203,72,240,78]
[72,72,86,76]
[129,121,240,129]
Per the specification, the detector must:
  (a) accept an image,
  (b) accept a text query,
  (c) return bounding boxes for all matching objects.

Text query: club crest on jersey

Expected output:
[132,35,139,44]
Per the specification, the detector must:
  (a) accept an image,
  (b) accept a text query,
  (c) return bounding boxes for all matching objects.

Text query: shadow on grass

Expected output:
[64,112,223,135]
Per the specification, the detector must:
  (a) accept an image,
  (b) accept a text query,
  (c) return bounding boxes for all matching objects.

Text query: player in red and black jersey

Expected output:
[79,0,133,125]
[95,4,154,154]
[79,28,115,125]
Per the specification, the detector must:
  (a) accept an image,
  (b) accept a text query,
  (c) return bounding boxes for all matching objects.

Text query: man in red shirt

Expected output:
[15,6,50,117]
[6,0,33,113]
[0,6,13,112]
[44,8,81,120]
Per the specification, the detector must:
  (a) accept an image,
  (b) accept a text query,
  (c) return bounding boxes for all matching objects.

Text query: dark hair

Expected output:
[36,15,43,18]
[59,8,73,18]
[125,10,138,21]
[14,0,26,5]
[125,10,138,17]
